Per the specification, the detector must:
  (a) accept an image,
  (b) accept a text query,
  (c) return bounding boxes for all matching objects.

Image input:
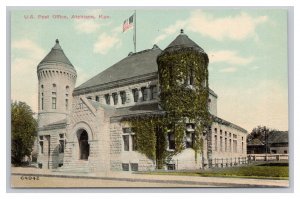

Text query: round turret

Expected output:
[157,30,210,118]
[37,39,77,127]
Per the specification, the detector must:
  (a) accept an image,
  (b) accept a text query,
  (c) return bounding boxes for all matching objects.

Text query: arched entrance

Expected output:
[78,130,89,160]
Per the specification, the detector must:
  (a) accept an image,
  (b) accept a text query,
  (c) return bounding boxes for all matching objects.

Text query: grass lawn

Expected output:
[138,162,289,180]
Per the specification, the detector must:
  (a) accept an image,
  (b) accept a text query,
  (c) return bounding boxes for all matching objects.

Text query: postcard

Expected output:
[10,7,289,188]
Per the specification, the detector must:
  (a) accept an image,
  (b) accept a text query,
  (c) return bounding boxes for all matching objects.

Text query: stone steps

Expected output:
[55,160,90,173]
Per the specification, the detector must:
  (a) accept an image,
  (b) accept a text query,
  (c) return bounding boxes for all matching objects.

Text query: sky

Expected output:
[10,8,288,132]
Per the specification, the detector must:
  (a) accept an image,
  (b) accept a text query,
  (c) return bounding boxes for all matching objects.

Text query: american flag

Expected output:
[123,14,134,32]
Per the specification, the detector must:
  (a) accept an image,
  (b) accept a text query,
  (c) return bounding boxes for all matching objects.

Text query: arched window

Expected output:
[52,83,56,88]
[66,85,69,92]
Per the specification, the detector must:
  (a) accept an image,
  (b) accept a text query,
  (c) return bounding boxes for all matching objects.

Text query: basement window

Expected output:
[122,163,129,171]
[130,163,138,171]
[167,164,176,170]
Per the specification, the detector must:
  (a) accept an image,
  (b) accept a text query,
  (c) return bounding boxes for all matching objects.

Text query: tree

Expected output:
[11,101,37,166]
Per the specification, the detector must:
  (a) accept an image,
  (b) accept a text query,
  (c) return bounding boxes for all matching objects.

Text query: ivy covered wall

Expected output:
[122,46,212,169]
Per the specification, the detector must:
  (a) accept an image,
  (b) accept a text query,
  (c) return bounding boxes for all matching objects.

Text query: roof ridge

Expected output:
[128,45,161,57]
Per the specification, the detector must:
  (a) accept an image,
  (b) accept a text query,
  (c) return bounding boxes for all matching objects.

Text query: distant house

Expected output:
[247,131,288,154]
[247,138,265,154]
[268,131,288,154]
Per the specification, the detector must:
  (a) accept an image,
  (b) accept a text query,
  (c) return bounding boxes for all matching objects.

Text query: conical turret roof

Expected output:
[38,39,75,70]
[163,29,205,53]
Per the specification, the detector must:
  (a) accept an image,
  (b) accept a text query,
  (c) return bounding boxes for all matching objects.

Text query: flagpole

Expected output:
[134,10,136,53]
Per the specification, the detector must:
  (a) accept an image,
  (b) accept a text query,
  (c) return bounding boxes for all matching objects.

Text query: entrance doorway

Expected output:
[78,130,89,160]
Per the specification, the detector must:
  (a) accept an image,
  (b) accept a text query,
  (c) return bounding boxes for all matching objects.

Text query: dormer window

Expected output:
[150,85,158,100]
[105,94,110,105]
[132,89,139,102]
[112,92,118,105]
[120,91,126,104]
[141,87,147,101]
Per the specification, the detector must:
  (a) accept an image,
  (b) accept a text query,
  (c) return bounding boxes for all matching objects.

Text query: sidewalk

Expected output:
[11,167,289,188]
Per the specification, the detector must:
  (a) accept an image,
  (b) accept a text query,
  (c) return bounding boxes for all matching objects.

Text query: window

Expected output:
[122,128,136,151]
[120,91,126,104]
[141,87,147,101]
[186,132,195,148]
[131,134,137,151]
[52,92,56,109]
[220,136,223,151]
[186,123,195,130]
[39,136,44,154]
[284,150,287,154]
[233,134,237,139]
[150,85,158,100]
[225,131,227,137]
[229,139,232,152]
[59,134,65,153]
[87,96,92,100]
[40,142,44,154]
[41,93,44,110]
[185,66,194,85]
[233,140,237,153]
[214,135,218,151]
[225,138,227,152]
[242,142,244,153]
[66,85,69,92]
[52,97,56,109]
[220,129,222,135]
[189,66,194,85]
[105,94,110,105]
[52,83,56,88]
[123,134,129,151]
[167,164,176,170]
[65,99,68,110]
[169,66,173,86]
[95,96,99,102]
[132,89,139,102]
[168,132,175,150]
[112,93,118,105]
[214,128,217,134]
[271,150,277,154]
[185,124,195,149]
[122,163,129,171]
[130,163,138,171]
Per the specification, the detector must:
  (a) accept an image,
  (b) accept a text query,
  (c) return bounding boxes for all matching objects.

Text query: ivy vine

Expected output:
[122,48,212,169]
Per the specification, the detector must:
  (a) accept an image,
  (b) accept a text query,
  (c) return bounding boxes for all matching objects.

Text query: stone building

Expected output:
[37,30,247,172]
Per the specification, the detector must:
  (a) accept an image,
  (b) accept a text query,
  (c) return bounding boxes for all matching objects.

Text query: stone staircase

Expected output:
[54,160,90,173]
